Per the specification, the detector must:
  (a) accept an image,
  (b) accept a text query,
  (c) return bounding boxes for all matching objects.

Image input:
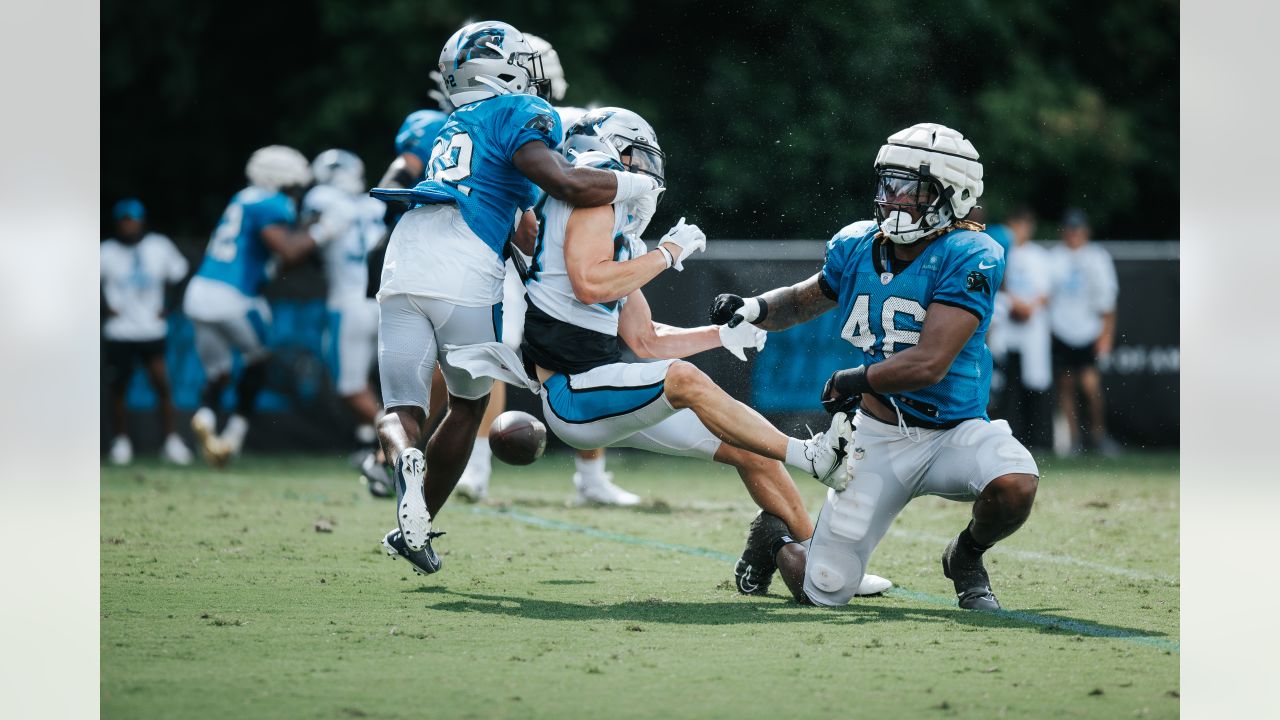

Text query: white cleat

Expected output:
[395,448,433,551]
[573,472,641,507]
[191,407,231,467]
[162,433,193,466]
[803,412,853,491]
[454,454,491,503]
[855,573,893,596]
[108,435,133,466]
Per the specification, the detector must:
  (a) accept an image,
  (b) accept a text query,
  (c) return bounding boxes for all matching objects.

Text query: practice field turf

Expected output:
[101,451,1179,719]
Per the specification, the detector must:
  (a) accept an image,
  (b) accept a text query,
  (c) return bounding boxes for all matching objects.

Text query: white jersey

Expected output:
[1048,242,1118,347]
[100,233,188,341]
[305,185,386,306]
[524,195,639,336]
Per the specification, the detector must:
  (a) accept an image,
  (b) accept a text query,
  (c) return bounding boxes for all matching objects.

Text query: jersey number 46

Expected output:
[840,294,926,358]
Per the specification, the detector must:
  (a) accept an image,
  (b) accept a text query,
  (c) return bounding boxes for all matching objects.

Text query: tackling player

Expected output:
[304,149,387,445]
[101,198,193,465]
[710,124,1039,610]
[183,146,331,466]
[443,109,873,594]
[370,21,662,566]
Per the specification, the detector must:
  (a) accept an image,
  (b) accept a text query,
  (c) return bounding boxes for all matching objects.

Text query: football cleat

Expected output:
[733,511,789,595]
[191,407,231,467]
[942,536,1001,611]
[803,412,853,491]
[161,433,193,466]
[572,472,641,507]
[382,528,444,575]
[108,435,133,466]
[358,451,394,499]
[394,448,432,551]
[854,573,893,596]
[454,457,491,503]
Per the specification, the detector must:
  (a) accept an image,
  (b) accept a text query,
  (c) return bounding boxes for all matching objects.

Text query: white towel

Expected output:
[445,342,542,394]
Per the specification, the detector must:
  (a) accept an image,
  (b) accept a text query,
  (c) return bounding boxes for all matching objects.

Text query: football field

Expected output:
[101,451,1179,719]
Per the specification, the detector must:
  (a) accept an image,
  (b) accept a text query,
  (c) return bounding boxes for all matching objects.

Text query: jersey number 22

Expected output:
[430,132,474,195]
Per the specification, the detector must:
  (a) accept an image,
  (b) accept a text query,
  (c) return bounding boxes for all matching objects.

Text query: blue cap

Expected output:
[1061,208,1089,229]
[113,198,146,221]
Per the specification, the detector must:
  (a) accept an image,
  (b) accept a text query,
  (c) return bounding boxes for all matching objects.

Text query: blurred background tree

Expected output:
[101,0,1177,241]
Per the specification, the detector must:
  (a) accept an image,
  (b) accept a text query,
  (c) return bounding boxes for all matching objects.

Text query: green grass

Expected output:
[102,451,1179,719]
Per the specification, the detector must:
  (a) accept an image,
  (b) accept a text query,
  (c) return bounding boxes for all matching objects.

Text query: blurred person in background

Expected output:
[991,206,1053,447]
[1049,208,1120,456]
[304,149,387,449]
[100,198,193,465]
[183,145,334,467]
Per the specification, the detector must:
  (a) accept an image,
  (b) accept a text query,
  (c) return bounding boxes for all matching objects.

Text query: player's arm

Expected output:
[564,206,681,305]
[260,224,321,266]
[821,303,979,410]
[513,141,655,208]
[710,273,837,331]
[618,290,721,360]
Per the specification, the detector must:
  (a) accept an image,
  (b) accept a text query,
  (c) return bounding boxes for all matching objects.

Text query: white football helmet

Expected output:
[312,149,366,196]
[438,21,548,107]
[872,123,984,244]
[564,107,665,187]
[524,34,567,103]
[246,145,312,192]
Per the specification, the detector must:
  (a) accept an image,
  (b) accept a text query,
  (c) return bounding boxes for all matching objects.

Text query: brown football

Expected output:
[488,410,547,466]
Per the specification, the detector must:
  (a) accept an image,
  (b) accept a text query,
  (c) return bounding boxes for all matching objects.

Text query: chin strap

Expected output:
[875,218,987,244]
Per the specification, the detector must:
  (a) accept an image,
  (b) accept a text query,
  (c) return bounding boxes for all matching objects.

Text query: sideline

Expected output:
[467,505,1179,653]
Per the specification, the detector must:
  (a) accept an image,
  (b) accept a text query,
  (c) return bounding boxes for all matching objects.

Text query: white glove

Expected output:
[718,321,766,361]
[659,217,706,271]
[611,170,661,203]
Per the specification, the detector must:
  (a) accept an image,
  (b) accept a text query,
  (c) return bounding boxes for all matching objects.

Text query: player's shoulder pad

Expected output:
[499,93,561,139]
[825,219,878,264]
[940,228,1005,265]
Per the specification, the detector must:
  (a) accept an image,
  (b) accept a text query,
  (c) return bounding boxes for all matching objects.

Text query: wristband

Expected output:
[611,170,659,203]
[833,365,874,396]
[751,297,769,324]
[656,245,674,268]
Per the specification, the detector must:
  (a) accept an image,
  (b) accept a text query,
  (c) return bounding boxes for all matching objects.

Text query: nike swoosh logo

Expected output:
[978,261,996,269]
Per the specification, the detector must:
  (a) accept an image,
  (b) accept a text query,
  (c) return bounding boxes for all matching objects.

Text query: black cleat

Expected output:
[382,528,444,575]
[734,511,790,595]
[359,451,394,499]
[942,536,1001,611]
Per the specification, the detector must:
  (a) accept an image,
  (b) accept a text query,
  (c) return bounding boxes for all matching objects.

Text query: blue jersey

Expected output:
[395,109,449,170]
[194,187,296,296]
[374,94,563,258]
[985,223,1014,260]
[821,221,1006,425]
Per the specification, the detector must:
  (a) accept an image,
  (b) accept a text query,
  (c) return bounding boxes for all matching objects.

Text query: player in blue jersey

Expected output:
[371,21,662,566]
[710,124,1040,610]
[183,146,333,466]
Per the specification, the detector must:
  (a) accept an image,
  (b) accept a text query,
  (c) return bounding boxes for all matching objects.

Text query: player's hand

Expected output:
[710,294,764,328]
[659,217,706,271]
[821,368,866,415]
[718,321,766,361]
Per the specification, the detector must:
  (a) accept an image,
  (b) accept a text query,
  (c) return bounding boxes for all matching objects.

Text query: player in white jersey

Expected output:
[304,149,388,445]
[447,109,887,595]
[453,31,635,507]
[101,198,193,465]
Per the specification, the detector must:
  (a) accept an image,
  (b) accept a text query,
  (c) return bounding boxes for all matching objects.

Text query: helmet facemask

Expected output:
[618,142,666,189]
[873,166,954,245]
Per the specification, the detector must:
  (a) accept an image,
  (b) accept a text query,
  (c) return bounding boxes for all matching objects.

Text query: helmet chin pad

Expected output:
[877,205,953,244]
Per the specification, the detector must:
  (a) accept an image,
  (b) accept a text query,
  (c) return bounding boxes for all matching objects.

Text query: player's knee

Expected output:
[447,393,490,421]
[664,361,709,407]
[986,473,1038,517]
[775,542,810,604]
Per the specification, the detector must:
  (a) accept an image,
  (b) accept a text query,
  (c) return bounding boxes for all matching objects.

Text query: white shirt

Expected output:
[1049,242,1118,347]
[304,185,387,307]
[999,241,1054,391]
[100,233,188,341]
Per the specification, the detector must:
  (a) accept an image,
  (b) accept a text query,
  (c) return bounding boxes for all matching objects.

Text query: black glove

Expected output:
[821,366,872,415]
[709,293,745,326]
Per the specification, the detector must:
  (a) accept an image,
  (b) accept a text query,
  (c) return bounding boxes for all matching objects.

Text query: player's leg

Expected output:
[217,301,273,457]
[333,299,383,437]
[375,293,442,553]
[1078,364,1118,456]
[455,381,504,502]
[142,343,191,465]
[104,341,135,465]
[189,319,235,465]
[927,418,1040,610]
[662,361,849,486]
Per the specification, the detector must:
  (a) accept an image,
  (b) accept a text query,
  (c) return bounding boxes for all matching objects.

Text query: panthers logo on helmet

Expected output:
[456,27,506,67]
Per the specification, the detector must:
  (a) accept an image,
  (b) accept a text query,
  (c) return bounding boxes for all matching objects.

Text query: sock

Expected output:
[235,361,268,418]
[958,522,993,555]
[222,414,249,452]
[469,437,492,470]
[575,454,606,478]
[769,534,798,559]
[784,437,812,472]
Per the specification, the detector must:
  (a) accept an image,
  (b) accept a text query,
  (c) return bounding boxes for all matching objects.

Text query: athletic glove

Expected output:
[718,321,767,361]
[821,365,872,415]
[659,217,706,271]
[710,294,767,328]
[612,170,662,203]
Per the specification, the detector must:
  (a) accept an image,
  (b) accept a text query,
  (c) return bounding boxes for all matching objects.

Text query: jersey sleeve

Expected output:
[932,234,1004,321]
[821,221,875,294]
[252,194,296,229]
[395,110,447,166]
[499,95,563,161]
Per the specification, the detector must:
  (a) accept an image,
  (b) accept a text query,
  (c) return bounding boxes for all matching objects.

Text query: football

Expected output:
[488,410,547,466]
